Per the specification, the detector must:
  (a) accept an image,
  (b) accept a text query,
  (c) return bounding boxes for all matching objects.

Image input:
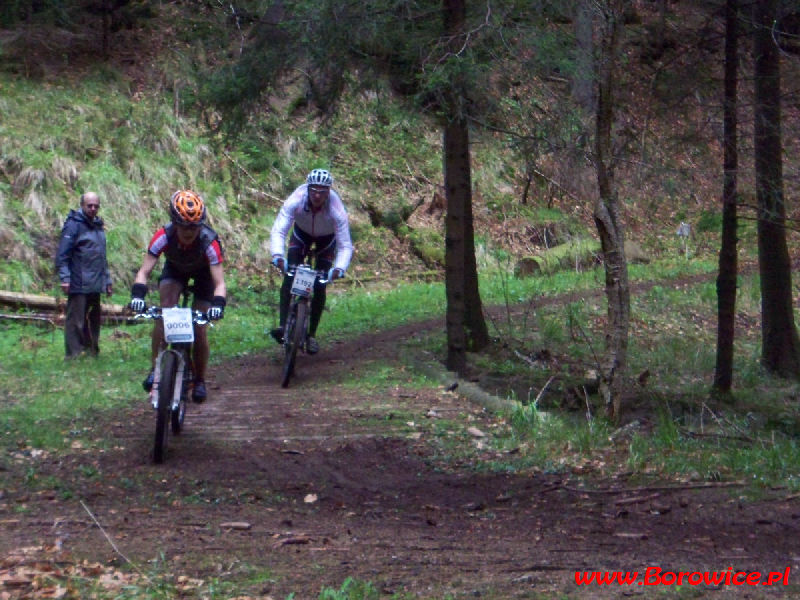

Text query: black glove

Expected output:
[130,283,148,313]
[208,295,226,320]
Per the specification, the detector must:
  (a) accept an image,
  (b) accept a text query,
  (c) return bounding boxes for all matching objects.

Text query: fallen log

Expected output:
[515,239,651,277]
[0,311,137,326]
[0,290,128,315]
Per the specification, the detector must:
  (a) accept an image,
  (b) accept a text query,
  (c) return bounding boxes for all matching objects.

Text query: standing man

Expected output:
[270,169,353,354]
[55,191,113,358]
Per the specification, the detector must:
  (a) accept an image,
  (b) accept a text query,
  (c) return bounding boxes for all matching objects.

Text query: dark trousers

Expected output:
[64,293,102,357]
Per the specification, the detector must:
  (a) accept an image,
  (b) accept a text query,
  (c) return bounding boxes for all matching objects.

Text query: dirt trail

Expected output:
[2,306,799,599]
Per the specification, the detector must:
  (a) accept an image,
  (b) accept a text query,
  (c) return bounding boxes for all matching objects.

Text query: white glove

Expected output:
[130,297,146,313]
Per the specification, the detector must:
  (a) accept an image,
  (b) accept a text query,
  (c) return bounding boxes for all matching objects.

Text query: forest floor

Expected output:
[2,289,800,600]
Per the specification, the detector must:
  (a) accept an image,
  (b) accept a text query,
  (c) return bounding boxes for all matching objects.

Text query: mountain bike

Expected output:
[135,302,212,463]
[279,263,331,388]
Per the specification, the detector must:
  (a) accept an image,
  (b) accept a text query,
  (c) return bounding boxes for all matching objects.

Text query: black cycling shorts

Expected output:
[288,227,335,270]
[159,262,214,303]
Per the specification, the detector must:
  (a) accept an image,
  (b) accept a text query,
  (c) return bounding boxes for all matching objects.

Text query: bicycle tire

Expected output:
[154,351,177,463]
[172,351,189,434]
[281,302,307,388]
[171,388,186,434]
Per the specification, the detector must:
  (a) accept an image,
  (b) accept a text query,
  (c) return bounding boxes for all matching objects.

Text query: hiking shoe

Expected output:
[192,380,207,403]
[306,336,319,355]
[269,327,284,345]
[142,370,154,392]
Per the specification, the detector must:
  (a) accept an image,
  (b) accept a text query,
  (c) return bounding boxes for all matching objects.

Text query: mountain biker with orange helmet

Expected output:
[270,169,353,354]
[129,190,227,402]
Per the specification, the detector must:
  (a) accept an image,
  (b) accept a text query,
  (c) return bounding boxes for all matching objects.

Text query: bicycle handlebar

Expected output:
[133,305,213,326]
[273,264,346,286]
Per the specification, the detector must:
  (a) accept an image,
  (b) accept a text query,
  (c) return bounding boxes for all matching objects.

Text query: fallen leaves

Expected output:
[0,545,141,599]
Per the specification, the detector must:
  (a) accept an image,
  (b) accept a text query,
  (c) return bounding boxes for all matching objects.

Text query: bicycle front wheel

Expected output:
[281,302,307,388]
[172,352,189,434]
[171,388,186,434]
[154,352,178,463]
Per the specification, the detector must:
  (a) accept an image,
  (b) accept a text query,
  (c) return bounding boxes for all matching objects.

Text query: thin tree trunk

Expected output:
[442,0,488,374]
[444,119,469,374]
[461,124,489,352]
[753,0,800,378]
[594,0,630,421]
[713,0,739,394]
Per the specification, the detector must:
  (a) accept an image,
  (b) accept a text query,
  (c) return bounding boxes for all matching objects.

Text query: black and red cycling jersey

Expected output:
[146,223,224,274]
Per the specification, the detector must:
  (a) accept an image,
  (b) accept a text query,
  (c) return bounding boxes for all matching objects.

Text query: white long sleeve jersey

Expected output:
[270,184,354,272]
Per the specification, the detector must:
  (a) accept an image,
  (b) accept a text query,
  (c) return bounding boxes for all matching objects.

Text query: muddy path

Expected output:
[2,283,799,599]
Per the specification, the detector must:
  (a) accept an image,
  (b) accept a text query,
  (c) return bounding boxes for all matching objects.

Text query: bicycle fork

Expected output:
[149,348,187,411]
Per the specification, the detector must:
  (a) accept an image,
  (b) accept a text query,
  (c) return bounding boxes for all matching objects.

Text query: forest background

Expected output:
[2,1,800,598]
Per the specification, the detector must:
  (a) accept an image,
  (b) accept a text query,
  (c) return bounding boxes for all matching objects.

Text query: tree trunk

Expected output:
[713,0,739,394]
[593,0,630,421]
[444,119,469,375]
[442,0,489,375]
[753,0,800,378]
[460,128,489,354]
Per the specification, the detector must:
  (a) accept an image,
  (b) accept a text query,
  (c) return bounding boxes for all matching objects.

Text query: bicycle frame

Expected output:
[285,264,321,349]
[136,304,210,463]
[280,263,329,387]
[143,306,207,404]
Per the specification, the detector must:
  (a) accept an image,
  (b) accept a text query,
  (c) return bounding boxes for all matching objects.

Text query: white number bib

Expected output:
[162,307,194,344]
[290,266,316,298]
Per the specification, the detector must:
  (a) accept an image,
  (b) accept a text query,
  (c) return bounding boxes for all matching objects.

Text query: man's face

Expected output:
[81,195,100,220]
[176,224,201,245]
[308,185,330,210]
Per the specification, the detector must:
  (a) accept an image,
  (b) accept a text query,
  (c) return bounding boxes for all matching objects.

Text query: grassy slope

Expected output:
[4,2,786,298]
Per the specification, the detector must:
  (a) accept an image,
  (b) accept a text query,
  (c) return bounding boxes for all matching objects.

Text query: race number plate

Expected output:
[290,266,316,298]
[162,307,194,344]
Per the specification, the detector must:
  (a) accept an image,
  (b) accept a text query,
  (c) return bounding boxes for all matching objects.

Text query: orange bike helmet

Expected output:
[169,190,206,226]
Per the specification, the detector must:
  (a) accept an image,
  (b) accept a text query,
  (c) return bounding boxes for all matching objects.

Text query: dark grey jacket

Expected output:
[55,209,112,294]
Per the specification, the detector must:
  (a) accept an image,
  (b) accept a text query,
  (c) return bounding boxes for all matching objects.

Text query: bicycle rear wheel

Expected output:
[154,351,178,463]
[281,302,307,388]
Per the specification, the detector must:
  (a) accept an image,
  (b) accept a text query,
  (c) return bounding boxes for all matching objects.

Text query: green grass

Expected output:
[4,253,798,495]
[319,577,381,600]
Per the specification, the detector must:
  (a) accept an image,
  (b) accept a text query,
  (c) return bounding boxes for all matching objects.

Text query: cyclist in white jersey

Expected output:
[270,169,353,354]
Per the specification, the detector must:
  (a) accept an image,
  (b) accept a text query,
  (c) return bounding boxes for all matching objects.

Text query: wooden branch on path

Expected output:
[563,481,746,494]
[0,313,57,328]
